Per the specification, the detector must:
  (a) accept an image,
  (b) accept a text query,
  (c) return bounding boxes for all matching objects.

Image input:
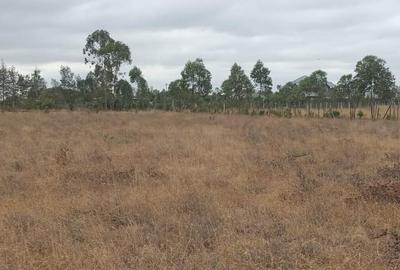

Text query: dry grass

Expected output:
[0,111,399,269]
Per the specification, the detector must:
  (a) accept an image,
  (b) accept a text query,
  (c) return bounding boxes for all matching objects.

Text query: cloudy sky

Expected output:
[1,0,400,90]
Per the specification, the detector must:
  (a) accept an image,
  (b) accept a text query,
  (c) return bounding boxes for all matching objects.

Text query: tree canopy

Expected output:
[1,30,399,113]
[250,60,272,96]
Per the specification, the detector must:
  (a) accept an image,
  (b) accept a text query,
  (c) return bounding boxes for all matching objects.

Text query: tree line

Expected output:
[1,29,399,114]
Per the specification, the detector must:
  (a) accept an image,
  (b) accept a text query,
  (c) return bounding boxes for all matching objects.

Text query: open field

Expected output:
[0,111,400,269]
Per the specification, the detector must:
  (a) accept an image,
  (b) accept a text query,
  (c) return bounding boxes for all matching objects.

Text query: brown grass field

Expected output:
[0,111,400,269]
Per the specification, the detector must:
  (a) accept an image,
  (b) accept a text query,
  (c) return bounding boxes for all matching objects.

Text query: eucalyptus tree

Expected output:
[115,79,133,109]
[59,66,76,90]
[58,66,79,110]
[0,61,9,104]
[181,58,212,97]
[250,60,273,96]
[129,66,151,109]
[7,67,20,108]
[28,69,46,99]
[221,63,254,108]
[83,29,131,108]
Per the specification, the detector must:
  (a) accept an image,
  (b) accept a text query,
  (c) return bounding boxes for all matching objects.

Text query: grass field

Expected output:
[0,111,399,269]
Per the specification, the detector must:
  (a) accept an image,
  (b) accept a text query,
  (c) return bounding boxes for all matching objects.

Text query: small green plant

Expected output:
[357,110,364,119]
[323,110,340,118]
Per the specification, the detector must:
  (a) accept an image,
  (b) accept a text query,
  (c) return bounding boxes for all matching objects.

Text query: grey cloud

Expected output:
[1,0,400,89]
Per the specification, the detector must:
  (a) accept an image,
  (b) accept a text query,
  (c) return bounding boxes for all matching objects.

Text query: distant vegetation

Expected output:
[0,29,399,114]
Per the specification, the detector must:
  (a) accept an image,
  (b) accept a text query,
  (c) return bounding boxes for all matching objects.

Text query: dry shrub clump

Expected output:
[0,111,399,269]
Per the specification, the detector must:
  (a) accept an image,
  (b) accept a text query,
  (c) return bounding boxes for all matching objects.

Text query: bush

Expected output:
[323,110,340,118]
[357,110,364,119]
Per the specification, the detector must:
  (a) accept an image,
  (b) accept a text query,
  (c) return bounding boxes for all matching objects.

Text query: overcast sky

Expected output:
[1,0,400,90]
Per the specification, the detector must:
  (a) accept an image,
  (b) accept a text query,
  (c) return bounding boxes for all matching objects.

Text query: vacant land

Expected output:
[0,111,399,269]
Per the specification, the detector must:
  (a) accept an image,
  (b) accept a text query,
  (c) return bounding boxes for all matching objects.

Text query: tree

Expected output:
[129,66,152,109]
[56,66,79,110]
[129,66,148,93]
[180,58,212,97]
[298,70,329,98]
[7,67,20,108]
[17,74,31,99]
[275,82,304,104]
[59,66,76,90]
[354,55,396,102]
[250,60,272,96]
[168,79,191,110]
[221,63,254,105]
[334,74,354,100]
[115,79,133,109]
[83,29,131,108]
[28,69,46,99]
[334,74,363,119]
[0,61,9,103]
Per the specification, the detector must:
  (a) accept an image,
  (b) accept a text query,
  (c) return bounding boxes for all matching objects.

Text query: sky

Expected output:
[1,0,400,90]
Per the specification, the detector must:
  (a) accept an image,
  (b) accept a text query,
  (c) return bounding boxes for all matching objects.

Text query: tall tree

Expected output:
[57,66,79,110]
[180,58,212,97]
[83,29,131,108]
[221,63,254,104]
[129,66,151,108]
[250,60,273,96]
[129,66,148,92]
[354,55,396,102]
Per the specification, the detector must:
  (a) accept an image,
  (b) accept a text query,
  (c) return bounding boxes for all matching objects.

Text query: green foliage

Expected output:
[355,55,396,102]
[1,30,400,115]
[323,110,340,118]
[181,59,212,97]
[129,66,152,109]
[221,63,254,104]
[250,60,272,96]
[37,98,56,110]
[333,74,358,102]
[28,69,46,99]
[274,82,305,104]
[60,66,76,90]
[115,79,133,109]
[298,70,329,98]
[357,110,364,119]
[83,29,131,108]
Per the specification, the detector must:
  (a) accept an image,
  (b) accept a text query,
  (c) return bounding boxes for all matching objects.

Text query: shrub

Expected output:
[357,110,364,119]
[323,110,340,118]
